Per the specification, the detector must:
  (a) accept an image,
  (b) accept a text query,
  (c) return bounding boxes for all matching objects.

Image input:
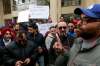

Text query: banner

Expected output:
[17,10,29,23]
[29,5,49,19]
[37,23,53,36]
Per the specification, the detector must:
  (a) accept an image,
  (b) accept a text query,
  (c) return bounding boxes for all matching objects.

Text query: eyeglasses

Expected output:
[68,26,74,28]
[81,17,100,23]
[58,26,67,30]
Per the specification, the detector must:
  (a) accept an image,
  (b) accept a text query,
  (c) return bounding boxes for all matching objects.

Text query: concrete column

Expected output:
[50,0,58,23]
[57,0,61,22]
[10,0,13,12]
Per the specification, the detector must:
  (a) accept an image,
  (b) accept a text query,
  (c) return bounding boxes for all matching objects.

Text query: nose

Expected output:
[61,28,66,31]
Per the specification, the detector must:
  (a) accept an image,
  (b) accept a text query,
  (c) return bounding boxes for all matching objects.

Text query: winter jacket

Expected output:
[68,37,100,66]
[3,40,38,66]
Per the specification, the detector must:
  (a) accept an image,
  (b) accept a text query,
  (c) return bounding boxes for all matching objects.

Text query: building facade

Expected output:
[0,0,100,27]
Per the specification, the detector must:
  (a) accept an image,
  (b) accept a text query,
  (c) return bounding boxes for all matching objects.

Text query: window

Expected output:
[22,0,25,3]
[17,0,26,4]
[37,0,50,5]
[62,0,81,7]
[12,0,17,11]
[2,0,11,14]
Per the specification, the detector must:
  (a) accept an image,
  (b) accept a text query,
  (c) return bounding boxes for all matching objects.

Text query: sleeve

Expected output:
[40,35,46,48]
[3,48,16,66]
[29,41,40,61]
[45,36,54,50]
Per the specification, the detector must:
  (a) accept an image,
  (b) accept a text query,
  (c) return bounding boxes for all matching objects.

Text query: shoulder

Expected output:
[69,38,83,55]
[74,37,83,44]
[71,37,83,50]
[27,40,37,48]
[67,32,77,38]
[36,33,44,39]
[37,33,43,37]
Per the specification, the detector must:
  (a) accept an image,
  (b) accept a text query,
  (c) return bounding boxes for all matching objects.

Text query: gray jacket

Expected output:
[68,37,100,66]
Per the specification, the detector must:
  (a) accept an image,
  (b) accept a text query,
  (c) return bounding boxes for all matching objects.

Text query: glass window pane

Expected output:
[2,0,11,14]
[62,0,81,7]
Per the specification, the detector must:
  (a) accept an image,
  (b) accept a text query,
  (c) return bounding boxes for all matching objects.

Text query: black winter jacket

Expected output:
[3,40,38,66]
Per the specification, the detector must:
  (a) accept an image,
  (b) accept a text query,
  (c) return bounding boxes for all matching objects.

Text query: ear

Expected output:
[97,23,100,30]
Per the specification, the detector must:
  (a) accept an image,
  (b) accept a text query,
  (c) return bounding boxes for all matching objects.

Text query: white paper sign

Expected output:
[17,10,29,23]
[29,5,49,19]
[37,23,53,36]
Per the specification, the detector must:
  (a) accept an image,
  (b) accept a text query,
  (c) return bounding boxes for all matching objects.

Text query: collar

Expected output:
[3,39,11,46]
[79,37,100,53]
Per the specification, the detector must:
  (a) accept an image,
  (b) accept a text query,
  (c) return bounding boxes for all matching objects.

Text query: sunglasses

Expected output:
[81,17,100,23]
[58,26,67,30]
[68,26,74,28]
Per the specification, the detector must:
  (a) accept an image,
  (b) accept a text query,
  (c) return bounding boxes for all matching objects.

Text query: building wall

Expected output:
[0,0,4,27]
[50,0,100,22]
[0,0,100,25]
[0,0,12,24]
[61,6,78,14]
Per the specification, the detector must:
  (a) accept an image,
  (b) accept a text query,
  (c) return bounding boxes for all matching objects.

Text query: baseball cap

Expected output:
[74,4,100,18]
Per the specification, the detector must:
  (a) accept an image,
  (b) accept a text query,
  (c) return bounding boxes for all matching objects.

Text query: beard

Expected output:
[60,31,66,36]
[4,37,11,41]
[80,31,97,40]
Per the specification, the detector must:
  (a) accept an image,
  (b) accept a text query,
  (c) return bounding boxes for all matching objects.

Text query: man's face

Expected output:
[14,24,20,31]
[79,15,100,40]
[68,23,75,32]
[28,27,36,33]
[4,31,12,41]
[50,28,56,33]
[57,22,67,36]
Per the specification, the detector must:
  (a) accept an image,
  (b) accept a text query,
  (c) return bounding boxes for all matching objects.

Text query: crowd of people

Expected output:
[0,4,100,66]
